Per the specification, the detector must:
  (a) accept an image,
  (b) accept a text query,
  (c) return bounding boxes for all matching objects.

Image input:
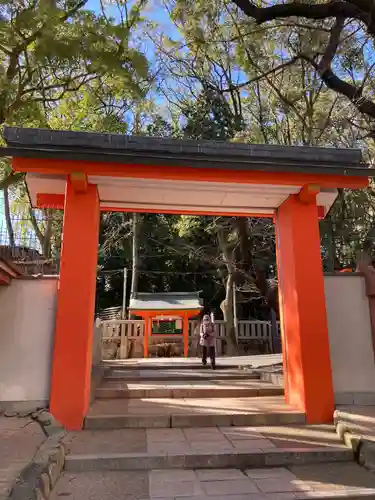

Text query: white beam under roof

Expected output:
[25,173,338,215]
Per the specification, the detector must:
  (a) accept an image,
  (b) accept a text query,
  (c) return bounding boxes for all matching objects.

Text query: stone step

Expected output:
[96,380,284,399]
[65,447,352,472]
[85,396,305,429]
[85,411,305,429]
[52,464,375,499]
[104,369,260,382]
[103,360,248,370]
[63,425,352,473]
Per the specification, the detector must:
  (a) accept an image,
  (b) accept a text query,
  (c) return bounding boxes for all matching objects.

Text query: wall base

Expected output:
[0,400,48,414]
[335,392,375,406]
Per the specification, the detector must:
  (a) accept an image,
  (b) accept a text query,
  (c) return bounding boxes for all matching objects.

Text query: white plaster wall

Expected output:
[324,274,375,402]
[0,278,58,405]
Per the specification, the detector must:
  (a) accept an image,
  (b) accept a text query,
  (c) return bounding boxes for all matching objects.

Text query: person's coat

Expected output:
[199,320,216,348]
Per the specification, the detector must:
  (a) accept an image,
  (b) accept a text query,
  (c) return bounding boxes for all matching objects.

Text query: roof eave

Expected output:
[0,146,372,177]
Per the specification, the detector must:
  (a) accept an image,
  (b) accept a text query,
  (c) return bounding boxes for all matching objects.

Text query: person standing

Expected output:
[200,314,216,369]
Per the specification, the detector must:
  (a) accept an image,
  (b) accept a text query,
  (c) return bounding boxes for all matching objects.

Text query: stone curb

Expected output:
[7,411,66,500]
[334,410,375,474]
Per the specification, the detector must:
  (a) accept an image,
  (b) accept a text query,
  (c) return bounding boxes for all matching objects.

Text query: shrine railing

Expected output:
[99,319,281,358]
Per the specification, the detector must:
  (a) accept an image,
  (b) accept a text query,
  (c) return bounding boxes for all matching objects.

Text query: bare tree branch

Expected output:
[231,0,374,36]
[301,54,375,119]
[318,17,345,72]
[215,56,300,92]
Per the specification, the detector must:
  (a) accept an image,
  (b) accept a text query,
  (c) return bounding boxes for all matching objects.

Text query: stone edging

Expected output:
[258,371,284,386]
[7,411,66,500]
[334,409,375,474]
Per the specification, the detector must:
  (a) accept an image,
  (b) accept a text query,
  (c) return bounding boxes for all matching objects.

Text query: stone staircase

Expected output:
[53,361,375,499]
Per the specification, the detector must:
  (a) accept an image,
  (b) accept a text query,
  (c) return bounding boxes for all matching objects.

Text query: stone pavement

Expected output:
[63,424,351,472]
[0,416,46,498]
[50,463,375,499]
[64,425,347,458]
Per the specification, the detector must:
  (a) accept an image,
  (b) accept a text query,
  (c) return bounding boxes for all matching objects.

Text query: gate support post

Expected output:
[275,194,334,423]
[50,181,99,430]
[183,314,189,357]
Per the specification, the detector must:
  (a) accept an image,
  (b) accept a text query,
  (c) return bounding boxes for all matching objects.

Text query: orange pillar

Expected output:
[50,181,99,430]
[275,195,334,424]
[274,220,288,403]
[183,314,189,357]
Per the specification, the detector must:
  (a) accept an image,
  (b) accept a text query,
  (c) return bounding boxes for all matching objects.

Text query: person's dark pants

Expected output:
[202,345,216,368]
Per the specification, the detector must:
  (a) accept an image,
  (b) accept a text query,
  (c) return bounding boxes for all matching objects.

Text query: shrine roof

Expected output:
[1,126,372,177]
[129,292,203,311]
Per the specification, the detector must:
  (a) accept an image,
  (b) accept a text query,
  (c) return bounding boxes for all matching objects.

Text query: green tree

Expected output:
[230,0,375,124]
[0,0,149,188]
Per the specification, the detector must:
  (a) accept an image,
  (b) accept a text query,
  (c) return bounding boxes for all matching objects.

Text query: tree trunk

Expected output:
[3,186,15,247]
[217,227,238,354]
[130,213,140,297]
[28,206,46,255]
[220,273,237,354]
[42,214,53,259]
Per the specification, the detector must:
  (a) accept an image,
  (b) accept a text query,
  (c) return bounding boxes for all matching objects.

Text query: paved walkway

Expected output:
[0,416,46,498]
[50,463,375,499]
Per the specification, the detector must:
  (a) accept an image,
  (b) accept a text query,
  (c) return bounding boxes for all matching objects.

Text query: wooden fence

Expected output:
[100,319,280,358]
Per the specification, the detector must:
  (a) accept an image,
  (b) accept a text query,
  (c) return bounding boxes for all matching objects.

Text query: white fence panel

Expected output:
[99,318,280,359]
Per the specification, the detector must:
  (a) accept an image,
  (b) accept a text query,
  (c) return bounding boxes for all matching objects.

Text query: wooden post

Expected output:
[144,315,150,358]
[183,314,189,357]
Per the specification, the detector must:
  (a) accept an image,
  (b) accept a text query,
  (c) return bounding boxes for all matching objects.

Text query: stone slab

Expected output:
[85,414,171,430]
[96,381,283,399]
[201,478,259,495]
[49,470,149,500]
[104,371,260,382]
[64,448,352,472]
[52,463,375,500]
[68,424,347,458]
[85,396,305,429]
[63,429,147,455]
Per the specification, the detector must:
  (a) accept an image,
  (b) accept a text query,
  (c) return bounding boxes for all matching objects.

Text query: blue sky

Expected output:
[0,0,176,248]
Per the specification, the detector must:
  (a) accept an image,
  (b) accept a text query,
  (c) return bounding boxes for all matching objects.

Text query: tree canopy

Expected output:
[1,0,375,331]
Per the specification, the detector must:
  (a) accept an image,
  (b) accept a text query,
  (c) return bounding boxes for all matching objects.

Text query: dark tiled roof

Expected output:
[2,126,372,176]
